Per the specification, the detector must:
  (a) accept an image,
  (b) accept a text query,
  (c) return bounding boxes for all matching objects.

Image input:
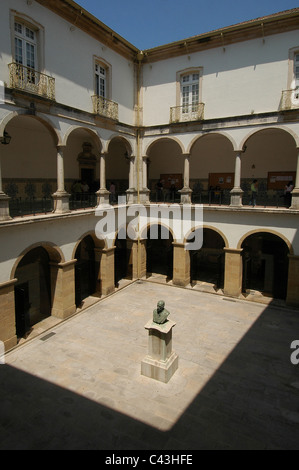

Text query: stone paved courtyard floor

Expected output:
[1,280,299,450]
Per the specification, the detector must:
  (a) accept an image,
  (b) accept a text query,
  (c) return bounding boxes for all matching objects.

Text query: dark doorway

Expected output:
[14,247,51,338]
[75,236,96,307]
[242,233,289,300]
[146,225,173,280]
[190,228,225,289]
[15,283,30,338]
[114,236,132,287]
[81,168,94,188]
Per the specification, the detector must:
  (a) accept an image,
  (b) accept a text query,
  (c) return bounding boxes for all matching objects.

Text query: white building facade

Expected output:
[0,0,299,350]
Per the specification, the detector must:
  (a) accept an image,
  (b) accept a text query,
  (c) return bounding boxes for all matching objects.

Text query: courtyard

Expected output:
[0,280,299,450]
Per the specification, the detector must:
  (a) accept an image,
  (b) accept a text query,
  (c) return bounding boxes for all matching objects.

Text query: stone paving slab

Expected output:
[0,281,299,450]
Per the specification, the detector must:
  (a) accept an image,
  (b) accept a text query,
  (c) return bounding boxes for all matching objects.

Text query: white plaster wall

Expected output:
[142,30,299,126]
[0,0,136,125]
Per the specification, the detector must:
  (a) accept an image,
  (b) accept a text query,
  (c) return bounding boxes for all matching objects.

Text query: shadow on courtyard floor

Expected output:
[0,299,299,450]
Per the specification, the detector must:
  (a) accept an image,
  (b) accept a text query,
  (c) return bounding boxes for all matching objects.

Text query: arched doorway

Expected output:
[241,232,289,300]
[14,247,51,338]
[146,224,173,280]
[74,235,96,307]
[64,128,101,208]
[106,137,132,200]
[114,234,132,287]
[190,228,225,289]
[147,138,184,202]
[3,115,58,216]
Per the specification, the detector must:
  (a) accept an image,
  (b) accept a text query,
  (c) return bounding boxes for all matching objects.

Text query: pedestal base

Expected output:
[96,189,110,206]
[0,193,11,221]
[230,188,244,207]
[141,351,178,383]
[141,319,178,383]
[52,191,70,213]
[179,187,192,204]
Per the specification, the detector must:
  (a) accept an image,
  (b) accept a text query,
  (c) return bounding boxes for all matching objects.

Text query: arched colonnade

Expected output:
[2,222,297,348]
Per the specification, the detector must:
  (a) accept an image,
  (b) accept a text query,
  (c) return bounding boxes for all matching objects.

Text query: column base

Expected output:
[139,188,150,204]
[290,189,299,210]
[179,187,192,204]
[126,188,138,204]
[52,191,70,214]
[0,193,11,221]
[230,188,244,207]
[141,351,179,383]
[96,189,111,206]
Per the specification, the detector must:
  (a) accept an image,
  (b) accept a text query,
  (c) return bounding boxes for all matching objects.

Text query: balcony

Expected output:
[8,63,55,101]
[92,95,119,121]
[170,102,205,123]
[279,88,299,111]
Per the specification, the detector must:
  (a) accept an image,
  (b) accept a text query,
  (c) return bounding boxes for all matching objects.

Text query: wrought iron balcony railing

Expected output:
[170,102,205,123]
[92,95,119,120]
[279,88,299,111]
[8,63,55,101]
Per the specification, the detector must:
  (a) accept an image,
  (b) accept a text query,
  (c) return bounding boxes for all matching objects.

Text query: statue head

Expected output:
[157,300,165,312]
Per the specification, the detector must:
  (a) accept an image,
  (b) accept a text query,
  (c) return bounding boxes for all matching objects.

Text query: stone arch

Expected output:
[0,111,61,145]
[107,134,134,155]
[239,229,291,300]
[144,136,185,156]
[63,125,102,150]
[188,226,227,290]
[140,220,177,243]
[11,242,64,280]
[72,231,106,260]
[237,229,293,254]
[184,224,229,248]
[240,125,299,151]
[188,131,237,154]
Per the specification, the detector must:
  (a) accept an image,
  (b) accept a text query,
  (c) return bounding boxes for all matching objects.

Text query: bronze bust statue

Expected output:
[153,300,170,324]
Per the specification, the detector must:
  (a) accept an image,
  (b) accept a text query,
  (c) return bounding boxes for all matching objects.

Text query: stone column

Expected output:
[96,152,110,206]
[230,151,244,207]
[139,156,150,204]
[0,278,18,351]
[223,248,243,297]
[179,153,192,204]
[98,247,115,295]
[172,242,191,287]
[286,255,299,307]
[126,155,137,204]
[0,144,11,221]
[52,145,70,213]
[290,148,299,210]
[50,260,76,319]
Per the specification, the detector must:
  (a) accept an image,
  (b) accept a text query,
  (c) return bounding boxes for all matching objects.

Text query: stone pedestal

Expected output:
[96,188,110,206]
[179,187,192,204]
[0,193,11,221]
[52,191,70,214]
[141,319,178,383]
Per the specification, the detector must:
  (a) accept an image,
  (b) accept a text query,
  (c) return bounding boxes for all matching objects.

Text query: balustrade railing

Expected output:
[170,103,205,123]
[280,88,299,111]
[92,95,119,120]
[8,63,55,100]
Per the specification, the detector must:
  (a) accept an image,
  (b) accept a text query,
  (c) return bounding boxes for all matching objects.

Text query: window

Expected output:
[14,21,37,70]
[181,73,199,113]
[95,63,106,98]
